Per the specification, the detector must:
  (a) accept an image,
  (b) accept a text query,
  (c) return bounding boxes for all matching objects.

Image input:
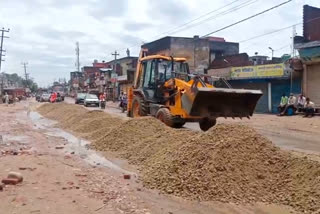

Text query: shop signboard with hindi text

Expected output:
[231,64,288,79]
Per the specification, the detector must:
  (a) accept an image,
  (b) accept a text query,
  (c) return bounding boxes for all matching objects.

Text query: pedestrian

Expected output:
[278,93,288,115]
[304,97,315,118]
[297,94,306,112]
[281,93,296,116]
[4,93,9,106]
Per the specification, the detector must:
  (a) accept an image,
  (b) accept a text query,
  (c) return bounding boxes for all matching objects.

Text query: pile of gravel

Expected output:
[92,117,197,165]
[38,103,320,213]
[142,124,320,213]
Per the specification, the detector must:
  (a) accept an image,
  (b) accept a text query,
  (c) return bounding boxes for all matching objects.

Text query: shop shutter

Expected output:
[307,64,320,105]
[230,81,268,113]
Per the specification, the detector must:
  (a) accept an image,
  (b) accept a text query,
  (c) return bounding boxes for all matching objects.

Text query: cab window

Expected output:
[143,60,156,88]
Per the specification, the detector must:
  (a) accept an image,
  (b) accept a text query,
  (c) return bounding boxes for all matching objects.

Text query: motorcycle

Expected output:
[120,96,127,113]
[100,99,106,109]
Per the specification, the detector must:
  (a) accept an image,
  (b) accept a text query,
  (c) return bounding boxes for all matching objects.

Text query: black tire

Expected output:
[131,96,148,117]
[156,108,175,127]
[84,103,88,107]
[199,118,217,131]
[173,122,186,128]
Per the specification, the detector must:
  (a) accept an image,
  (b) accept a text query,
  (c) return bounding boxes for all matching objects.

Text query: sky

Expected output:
[0,0,319,87]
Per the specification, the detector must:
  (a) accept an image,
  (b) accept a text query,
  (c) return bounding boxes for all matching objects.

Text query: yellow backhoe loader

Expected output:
[127,49,263,131]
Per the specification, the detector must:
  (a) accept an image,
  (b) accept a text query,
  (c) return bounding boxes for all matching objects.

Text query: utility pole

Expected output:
[0,28,10,72]
[75,42,80,72]
[111,50,119,65]
[290,25,297,93]
[21,62,29,88]
[111,51,120,102]
[292,25,297,58]
[0,73,4,96]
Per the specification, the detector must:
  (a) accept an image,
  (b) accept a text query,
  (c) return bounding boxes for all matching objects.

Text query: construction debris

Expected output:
[2,178,19,185]
[37,103,320,213]
[123,174,131,180]
[8,171,23,182]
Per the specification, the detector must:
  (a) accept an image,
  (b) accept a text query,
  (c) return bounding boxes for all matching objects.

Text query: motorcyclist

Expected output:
[50,92,57,103]
[99,93,106,109]
[120,92,127,112]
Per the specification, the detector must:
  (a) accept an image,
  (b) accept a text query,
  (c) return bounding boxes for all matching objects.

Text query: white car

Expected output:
[84,94,99,107]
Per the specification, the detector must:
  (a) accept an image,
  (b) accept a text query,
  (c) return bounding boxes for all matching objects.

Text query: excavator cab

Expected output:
[138,57,189,102]
[128,51,263,131]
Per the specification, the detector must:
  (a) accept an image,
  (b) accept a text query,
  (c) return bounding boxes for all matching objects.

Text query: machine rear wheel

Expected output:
[199,118,217,131]
[131,96,147,117]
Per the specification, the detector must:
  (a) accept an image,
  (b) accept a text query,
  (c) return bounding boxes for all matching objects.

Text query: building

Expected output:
[228,63,301,113]
[208,53,252,79]
[70,71,84,94]
[294,5,320,105]
[207,52,302,113]
[249,55,268,65]
[106,56,138,98]
[141,36,239,73]
[81,60,111,92]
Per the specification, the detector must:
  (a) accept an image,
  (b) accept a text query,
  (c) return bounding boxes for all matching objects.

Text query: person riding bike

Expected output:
[99,93,106,109]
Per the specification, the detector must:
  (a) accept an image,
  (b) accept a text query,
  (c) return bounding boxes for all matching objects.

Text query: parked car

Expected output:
[40,93,51,102]
[75,93,86,104]
[84,94,99,107]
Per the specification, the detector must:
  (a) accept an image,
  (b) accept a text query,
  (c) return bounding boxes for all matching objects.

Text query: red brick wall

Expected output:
[304,5,320,41]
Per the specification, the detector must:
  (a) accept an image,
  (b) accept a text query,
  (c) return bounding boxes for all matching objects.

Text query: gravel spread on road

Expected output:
[38,103,320,213]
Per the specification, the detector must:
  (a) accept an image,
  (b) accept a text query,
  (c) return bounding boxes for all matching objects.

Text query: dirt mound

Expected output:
[37,103,87,126]
[37,103,123,139]
[92,117,197,165]
[142,124,320,213]
[38,103,320,213]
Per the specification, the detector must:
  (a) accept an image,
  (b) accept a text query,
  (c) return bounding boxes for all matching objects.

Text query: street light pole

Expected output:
[268,47,274,59]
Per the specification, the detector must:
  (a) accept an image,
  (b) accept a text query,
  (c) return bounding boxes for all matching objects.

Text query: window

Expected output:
[158,60,172,81]
[143,60,156,88]
[158,60,189,82]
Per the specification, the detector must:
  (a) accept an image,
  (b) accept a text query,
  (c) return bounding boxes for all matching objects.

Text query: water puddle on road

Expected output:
[1,135,30,144]
[29,111,134,175]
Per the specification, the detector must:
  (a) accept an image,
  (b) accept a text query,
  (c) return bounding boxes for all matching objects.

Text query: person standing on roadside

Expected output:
[4,93,9,106]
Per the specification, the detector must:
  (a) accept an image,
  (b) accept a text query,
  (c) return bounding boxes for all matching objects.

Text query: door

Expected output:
[142,59,156,100]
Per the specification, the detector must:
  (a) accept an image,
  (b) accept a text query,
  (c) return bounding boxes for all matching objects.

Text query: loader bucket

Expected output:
[181,87,263,118]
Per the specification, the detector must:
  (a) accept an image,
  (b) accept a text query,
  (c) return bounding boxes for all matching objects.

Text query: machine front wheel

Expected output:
[199,118,217,131]
[156,108,174,127]
[156,108,186,128]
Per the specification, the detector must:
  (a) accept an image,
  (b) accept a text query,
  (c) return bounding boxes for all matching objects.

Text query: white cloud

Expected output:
[0,0,319,86]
